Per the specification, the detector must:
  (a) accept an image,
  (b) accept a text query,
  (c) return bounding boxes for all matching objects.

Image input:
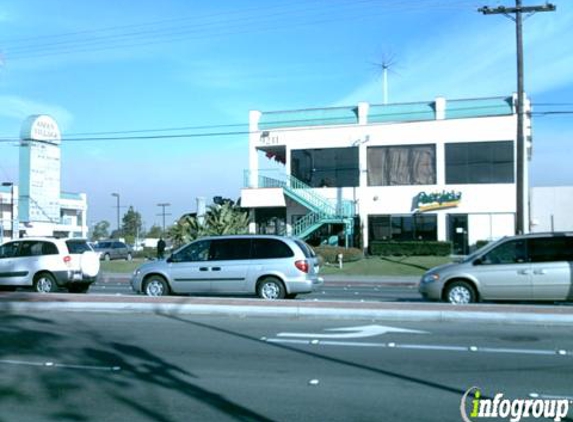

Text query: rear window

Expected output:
[252,239,294,259]
[66,240,92,254]
[294,239,316,258]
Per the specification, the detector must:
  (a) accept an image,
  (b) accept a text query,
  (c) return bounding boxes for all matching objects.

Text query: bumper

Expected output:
[285,276,324,294]
[53,270,98,286]
[418,281,443,300]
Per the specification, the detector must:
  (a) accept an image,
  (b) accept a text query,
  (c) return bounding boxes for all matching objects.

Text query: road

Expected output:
[1,313,572,422]
[90,274,423,302]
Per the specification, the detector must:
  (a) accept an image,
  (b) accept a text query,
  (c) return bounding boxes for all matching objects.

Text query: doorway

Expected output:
[448,214,469,255]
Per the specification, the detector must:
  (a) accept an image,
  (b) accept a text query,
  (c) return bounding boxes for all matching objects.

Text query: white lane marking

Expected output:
[265,339,571,357]
[277,324,428,339]
[0,359,121,371]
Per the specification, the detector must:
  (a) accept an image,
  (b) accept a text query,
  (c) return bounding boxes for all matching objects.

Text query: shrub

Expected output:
[370,241,452,256]
[314,246,364,263]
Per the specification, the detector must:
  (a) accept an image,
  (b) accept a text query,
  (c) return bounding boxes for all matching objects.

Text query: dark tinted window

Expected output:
[41,242,59,255]
[369,215,437,241]
[97,241,111,248]
[481,239,526,265]
[528,237,573,263]
[446,141,514,184]
[66,240,91,254]
[0,242,20,258]
[291,147,359,187]
[252,239,294,259]
[172,240,210,262]
[209,239,252,261]
[113,242,126,248]
[367,144,436,186]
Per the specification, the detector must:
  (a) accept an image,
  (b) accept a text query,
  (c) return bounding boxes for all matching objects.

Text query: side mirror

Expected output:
[166,255,174,263]
[473,258,483,266]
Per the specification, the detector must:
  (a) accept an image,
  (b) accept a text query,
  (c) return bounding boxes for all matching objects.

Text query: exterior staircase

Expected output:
[245,170,355,240]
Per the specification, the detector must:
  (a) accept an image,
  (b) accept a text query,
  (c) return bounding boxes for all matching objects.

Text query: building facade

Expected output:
[241,95,532,253]
[0,115,89,243]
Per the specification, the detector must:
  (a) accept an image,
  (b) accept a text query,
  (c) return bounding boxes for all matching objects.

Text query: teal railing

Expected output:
[243,170,355,239]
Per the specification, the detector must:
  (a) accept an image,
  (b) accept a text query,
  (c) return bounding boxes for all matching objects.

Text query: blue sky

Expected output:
[0,0,571,230]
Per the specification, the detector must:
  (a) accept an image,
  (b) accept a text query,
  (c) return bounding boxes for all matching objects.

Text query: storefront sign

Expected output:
[416,191,462,212]
[20,115,61,144]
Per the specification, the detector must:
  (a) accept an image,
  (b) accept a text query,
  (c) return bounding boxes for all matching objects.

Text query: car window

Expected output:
[528,237,573,263]
[481,239,526,265]
[42,242,59,255]
[0,242,20,259]
[97,241,111,248]
[171,240,210,262]
[18,241,36,257]
[209,239,251,261]
[252,239,294,259]
[66,240,91,254]
[294,239,316,258]
[113,242,125,248]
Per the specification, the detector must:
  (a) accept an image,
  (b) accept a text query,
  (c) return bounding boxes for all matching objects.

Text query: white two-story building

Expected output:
[241,95,531,254]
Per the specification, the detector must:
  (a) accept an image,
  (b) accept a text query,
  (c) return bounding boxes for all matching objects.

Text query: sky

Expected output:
[0,0,571,231]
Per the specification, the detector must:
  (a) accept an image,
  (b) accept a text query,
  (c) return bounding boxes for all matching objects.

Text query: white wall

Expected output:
[530,186,573,232]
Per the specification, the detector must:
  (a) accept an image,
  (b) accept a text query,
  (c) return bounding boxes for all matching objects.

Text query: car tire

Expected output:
[286,293,298,299]
[104,253,111,261]
[33,273,57,293]
[144,276,169,297]
[257,277,285,300]
[68,284,90,294]
[126,253,132,261]
[444,281,476,304]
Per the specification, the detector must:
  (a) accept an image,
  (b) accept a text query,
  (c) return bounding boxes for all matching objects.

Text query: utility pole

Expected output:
[156,203,172,233]
[111,193,121,237]
[478,1,556,234]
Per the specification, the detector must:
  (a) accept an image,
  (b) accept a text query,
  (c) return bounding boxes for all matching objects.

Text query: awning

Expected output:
[240,188,286,208]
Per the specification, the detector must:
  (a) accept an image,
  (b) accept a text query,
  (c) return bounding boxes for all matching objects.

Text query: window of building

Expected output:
[445,141,514,184]
[291,147,359,187]
[369,214,437,241]
[367,144,436,186]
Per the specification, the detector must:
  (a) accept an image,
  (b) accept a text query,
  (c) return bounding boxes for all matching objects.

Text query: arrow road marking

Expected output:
[276,324,428,340]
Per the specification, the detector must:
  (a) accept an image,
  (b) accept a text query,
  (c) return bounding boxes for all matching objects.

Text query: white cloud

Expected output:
[0,95,74,130]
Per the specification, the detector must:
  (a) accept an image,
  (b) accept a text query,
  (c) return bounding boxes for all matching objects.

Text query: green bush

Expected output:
[314,246,364,263]
[370,241,452,256]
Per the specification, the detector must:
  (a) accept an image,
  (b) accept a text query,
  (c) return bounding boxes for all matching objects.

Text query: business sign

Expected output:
[20,115,61,144]
[415,191,462,212]
[19,115,61,223]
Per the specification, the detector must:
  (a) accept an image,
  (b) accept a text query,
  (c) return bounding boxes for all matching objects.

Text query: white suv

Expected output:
[0,237,100,293]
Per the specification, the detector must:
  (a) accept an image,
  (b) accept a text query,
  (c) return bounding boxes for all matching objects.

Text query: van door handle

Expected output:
[199,267,209,271]
[533,269,546,275]
[517,269,531,275]
[211,267,221,271]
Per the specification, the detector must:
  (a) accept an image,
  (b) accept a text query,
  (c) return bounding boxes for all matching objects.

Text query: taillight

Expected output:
[295,260,309,273]
[63,255,72,265]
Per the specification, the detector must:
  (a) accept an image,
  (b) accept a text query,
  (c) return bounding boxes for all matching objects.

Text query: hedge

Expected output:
[370,241,452,256]
[314,246,364,263]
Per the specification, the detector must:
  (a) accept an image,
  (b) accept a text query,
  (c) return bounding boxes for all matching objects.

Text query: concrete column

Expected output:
[358,102,369,125]
[435,97,446,120]
[248,110,262,188]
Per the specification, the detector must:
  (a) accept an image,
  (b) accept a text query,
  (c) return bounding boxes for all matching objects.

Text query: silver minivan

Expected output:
[130,235,323,299]
[419,232,573,304]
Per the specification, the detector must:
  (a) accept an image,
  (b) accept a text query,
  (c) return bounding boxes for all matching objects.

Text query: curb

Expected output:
[2,293,573,325]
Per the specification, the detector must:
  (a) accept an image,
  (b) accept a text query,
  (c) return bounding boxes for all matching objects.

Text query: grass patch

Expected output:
[99,255,453,277]
[320,255,452,276]
[100,259,146,274]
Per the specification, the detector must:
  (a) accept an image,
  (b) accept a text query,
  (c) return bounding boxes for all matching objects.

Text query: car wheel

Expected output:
[445,281,476,304]
[34,273,57,293]
[104,253,111,261]
[257,277,285,300]
[144,276,169,297]
[126,253,132,261]
[68,284,90,294]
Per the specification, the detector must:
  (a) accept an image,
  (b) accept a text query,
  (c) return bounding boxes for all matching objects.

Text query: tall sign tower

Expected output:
[19,115,62,225]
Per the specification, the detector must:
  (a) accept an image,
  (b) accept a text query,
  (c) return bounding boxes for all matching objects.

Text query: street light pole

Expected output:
[111,193,121,237]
